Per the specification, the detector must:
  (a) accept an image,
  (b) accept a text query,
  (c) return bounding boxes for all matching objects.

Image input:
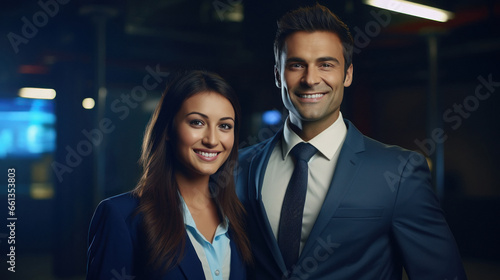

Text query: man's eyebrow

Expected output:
[285,57,306,64]
[285,57,341,64]
[317,56,340,64]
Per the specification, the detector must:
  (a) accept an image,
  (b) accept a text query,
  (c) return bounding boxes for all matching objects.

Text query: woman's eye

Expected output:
[189,120,204,126]
[219,123,233,130]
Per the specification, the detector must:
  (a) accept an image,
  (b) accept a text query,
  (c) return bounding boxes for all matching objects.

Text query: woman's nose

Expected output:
[202,127,218,147]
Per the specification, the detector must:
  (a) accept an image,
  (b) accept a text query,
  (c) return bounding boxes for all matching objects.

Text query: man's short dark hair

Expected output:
[274,3,354,73]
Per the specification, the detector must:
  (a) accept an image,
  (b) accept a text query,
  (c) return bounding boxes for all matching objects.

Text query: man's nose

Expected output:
[302,67,321,86]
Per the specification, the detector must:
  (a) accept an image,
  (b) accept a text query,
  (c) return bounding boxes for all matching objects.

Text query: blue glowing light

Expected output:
[0,97,56,158]
[262,110,282,125]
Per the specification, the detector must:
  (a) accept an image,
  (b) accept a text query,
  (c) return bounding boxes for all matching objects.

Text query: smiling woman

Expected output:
[173,92,235,178]
[86,70,251,280]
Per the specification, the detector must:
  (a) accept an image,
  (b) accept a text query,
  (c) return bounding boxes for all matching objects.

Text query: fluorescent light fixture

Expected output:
[82,98,95,109]
[364,0,454,22]
[18,87,56,100]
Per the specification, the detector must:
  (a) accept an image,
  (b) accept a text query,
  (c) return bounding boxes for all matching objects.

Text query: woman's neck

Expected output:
[175,172,212,210]
[176,171,220,243]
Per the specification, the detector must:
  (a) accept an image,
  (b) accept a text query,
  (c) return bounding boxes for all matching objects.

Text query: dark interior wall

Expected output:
[0,0,498,278]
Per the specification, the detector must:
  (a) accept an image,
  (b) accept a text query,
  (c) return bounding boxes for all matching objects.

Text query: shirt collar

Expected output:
[282,112,347,161]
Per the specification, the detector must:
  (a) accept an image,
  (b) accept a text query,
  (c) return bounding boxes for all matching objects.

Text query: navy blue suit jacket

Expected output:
[236,120,466,279]
[86,192,246,279]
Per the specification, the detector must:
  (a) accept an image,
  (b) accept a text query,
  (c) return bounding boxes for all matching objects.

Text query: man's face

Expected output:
[276,31,353,133]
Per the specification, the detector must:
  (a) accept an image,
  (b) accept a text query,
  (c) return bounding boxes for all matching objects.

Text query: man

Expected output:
[236,4,466,280]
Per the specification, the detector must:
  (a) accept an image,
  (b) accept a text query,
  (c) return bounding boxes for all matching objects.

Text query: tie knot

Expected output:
[291,142,317,162]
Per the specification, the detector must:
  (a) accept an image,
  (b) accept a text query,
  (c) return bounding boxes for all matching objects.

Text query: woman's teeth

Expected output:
[196,151,218,157]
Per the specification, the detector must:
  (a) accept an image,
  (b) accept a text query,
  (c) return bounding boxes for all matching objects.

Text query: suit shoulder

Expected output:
[94,192,140,220]
[363,134,415,155]
[345,119,417,157]
[238,137,274,161]
[359,135,428,172]
[89,192,142,241]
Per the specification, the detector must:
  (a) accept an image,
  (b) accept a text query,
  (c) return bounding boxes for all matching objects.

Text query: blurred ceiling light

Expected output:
[214,2,244,22]
[226,7,244,22]
[82,98,95,109]
[18,87,56,100]
[364,0,454,22]
[18,64,49,74]
[142,98,160,112]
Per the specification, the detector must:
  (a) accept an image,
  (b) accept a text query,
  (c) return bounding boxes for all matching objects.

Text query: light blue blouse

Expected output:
[180,196,231,280]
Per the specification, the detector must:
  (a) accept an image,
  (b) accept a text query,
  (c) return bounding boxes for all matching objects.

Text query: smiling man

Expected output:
[237,3,467,280]
[278,30,352,141]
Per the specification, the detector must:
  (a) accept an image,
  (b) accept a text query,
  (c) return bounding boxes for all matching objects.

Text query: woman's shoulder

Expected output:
[93,191,140,221]
[101,191,139,206]
[87,192,147,279]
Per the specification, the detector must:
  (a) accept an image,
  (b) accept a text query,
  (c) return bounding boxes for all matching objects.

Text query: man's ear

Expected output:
[274,65,281,88]
[344,63,353,87]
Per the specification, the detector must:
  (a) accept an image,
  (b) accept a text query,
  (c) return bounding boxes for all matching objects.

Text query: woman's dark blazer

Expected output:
[86,192,246,279]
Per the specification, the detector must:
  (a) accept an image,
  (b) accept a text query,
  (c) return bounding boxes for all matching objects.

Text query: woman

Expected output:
[86,70,251,279]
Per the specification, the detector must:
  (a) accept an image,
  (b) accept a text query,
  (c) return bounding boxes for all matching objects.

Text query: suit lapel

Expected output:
[229,233,246,279]
[178,234,205,280]
[247,130,288,272]
[300,120,365,258]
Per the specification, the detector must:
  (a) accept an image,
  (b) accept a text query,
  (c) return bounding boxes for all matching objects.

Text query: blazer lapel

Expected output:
[247,129,288,273]
[178,234,205,280]
[229,233,246,279]
[300,120,365,258]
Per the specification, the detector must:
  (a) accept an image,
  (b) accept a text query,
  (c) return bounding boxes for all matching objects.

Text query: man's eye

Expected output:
[288,63,303,69]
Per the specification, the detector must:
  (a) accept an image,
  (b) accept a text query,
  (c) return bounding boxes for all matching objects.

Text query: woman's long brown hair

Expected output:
[132,70,252,271]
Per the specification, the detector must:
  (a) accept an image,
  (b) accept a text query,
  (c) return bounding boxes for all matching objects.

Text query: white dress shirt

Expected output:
[261,112,347,253]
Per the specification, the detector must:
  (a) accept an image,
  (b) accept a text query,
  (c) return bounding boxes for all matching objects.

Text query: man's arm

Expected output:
[391,152,467,279]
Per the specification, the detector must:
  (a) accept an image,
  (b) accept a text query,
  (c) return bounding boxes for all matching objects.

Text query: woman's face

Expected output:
[173,91,235,178]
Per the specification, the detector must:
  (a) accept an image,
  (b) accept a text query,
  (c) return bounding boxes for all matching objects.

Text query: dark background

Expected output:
[0,0,499,279]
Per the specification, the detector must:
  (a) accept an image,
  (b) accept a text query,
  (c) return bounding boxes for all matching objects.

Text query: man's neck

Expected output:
[288,112,340,141]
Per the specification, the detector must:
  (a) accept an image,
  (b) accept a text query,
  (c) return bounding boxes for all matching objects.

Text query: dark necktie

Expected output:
[277,142,317,272]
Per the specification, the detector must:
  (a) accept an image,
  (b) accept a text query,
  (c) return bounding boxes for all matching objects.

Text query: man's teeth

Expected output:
[299,93,324,99]
[196,151,218,158]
